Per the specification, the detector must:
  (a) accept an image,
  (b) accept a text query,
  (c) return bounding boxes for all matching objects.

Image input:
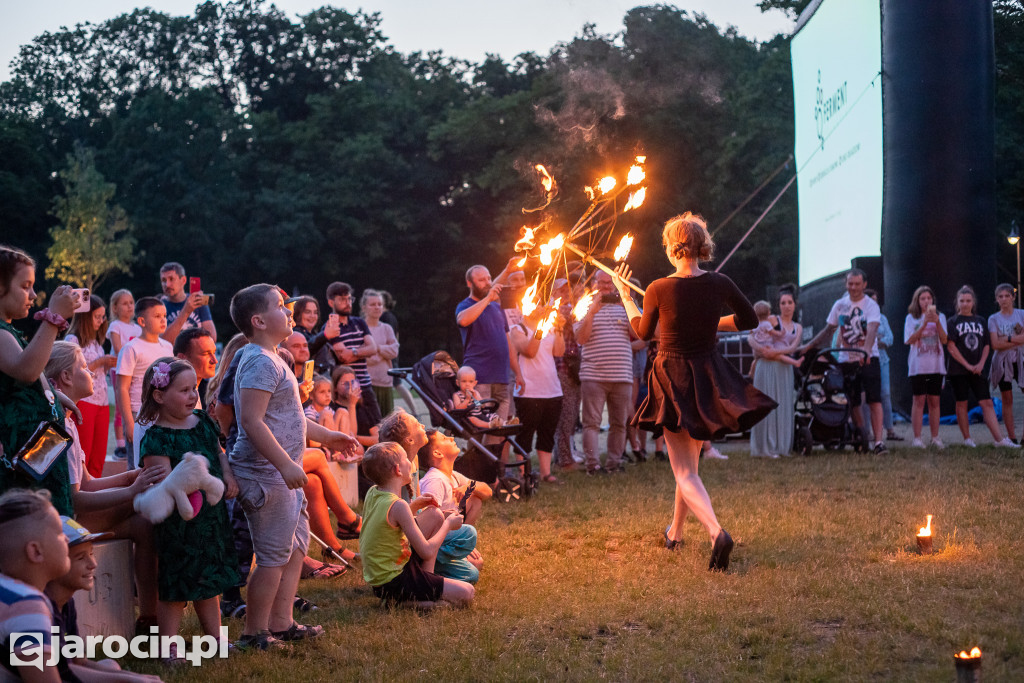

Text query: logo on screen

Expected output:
[815,70,848,150]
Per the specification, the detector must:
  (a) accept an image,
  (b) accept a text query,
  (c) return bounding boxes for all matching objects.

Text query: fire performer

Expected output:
[611,213,776,571]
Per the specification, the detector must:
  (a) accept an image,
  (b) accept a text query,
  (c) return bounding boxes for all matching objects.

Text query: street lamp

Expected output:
[1009,221,1021,307]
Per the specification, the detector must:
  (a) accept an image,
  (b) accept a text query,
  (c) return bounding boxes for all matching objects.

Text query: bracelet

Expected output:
[34,308,69,332]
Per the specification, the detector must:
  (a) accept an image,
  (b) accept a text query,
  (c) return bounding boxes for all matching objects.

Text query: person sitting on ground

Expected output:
[0,489,73,683]
[45,341,164,636]
[450,365,497,430]
[45,517,162,682]
[359,441,475,606]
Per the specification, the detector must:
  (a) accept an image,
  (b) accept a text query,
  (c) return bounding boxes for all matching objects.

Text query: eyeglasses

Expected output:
[335,295,353,302]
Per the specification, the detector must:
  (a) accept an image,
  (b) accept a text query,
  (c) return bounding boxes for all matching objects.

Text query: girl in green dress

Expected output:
[137,356,239,656]
[0,245,79,515]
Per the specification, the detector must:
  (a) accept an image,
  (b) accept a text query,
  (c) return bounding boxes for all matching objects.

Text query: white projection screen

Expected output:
[791,0,883,285]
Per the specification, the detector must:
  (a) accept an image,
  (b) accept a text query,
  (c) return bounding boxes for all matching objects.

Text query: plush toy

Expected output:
[133,452,224,524]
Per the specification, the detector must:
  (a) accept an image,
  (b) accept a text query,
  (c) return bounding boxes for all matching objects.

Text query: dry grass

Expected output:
[137,445,1024,681]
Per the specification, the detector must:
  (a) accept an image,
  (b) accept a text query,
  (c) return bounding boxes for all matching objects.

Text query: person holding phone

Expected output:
[158,261,215,344]
[904,286,948,449]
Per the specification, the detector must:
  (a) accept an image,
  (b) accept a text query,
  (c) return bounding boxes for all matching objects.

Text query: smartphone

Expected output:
[329,313,340,325]
[600,292,620,304]
[201,294,215,307]
[303,359,315,383]
[189,277,201,293]
[499,287,519,310]
[73,288,90,313]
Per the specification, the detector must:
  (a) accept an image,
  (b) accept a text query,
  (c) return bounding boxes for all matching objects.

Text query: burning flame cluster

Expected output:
[916,514,933,538]
[955,647,981,660]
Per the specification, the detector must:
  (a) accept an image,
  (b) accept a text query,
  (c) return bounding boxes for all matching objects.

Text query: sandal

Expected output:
[336,515,362,540]
[271,622,324,641]
[541,474,561,485]
[293,596,319,613]
[235,630,287,651]
[306,560,347,579]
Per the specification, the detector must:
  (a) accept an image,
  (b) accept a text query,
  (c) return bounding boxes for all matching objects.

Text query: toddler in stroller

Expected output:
[449,365,503,430]
[793,348,869,454]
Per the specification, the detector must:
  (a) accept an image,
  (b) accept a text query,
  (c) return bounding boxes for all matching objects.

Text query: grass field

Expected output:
[139,442,1024,682]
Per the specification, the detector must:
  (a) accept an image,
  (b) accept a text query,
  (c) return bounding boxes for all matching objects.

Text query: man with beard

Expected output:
[323,281,380,415]
[159,261,216,344]
[456,262,523,434]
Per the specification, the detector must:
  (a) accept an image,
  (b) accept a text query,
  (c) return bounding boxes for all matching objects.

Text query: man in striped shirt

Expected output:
[325,281,381,417]
[574,271,636,474]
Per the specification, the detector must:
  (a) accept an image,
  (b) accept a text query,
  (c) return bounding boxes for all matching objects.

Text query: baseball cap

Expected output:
[60,516,112,546]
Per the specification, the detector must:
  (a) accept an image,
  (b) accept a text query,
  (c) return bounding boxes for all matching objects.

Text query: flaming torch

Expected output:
[572,290,598,321]
[534,299,562,339]
[954,647,981,683]
[916,514,933,555]
[622,187,647,213]
[614,233,634,262]
[521,275,540,318]
[539,233,565,266]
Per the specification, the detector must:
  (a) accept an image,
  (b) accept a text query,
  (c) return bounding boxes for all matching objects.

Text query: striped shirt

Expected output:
[0,573,54,679]
[575,304,634,383]
[332,317,373,387]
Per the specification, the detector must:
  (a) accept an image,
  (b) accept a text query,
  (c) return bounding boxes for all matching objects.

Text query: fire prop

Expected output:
[916,514,933,555]
[954,647,981,683]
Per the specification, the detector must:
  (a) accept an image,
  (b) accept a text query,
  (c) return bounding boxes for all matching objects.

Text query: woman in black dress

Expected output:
[613,212,775,571]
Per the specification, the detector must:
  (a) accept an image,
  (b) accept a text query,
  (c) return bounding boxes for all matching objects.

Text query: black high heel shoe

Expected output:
[708,529,734,571]
[663,525,683,551]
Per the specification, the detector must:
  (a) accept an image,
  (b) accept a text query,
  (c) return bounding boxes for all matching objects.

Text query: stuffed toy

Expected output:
[133,452,224,524]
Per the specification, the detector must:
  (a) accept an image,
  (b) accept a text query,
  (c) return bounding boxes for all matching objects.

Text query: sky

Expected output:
[0,1,795,82]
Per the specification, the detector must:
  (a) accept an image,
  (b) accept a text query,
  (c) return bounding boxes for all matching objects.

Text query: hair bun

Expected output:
[671,242,687,259]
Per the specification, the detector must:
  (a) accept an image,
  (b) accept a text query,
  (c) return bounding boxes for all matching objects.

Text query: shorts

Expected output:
[477,382,511,421]
[910,373,943,397]
[948,374,991,402]
[372,550,445,603]
[236,476,309,567]
[513,396,563,453]
[841,358,882,407]
[997,366,1023,393]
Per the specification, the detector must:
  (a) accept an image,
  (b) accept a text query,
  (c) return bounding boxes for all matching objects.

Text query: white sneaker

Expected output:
[997,437,1022,448]
[911,438,926,448]
[751,452,779,459]
[931,438,945,450]
[704,447,729,460]
[963,438,977,448]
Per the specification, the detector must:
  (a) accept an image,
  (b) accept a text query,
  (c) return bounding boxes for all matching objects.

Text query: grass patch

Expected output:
[140,446,1024,681]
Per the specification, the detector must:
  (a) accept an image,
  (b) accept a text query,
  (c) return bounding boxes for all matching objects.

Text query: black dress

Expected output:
[631,273,777,440]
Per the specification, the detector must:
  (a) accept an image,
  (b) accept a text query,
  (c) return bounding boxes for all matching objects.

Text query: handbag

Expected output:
[2,372,70,481]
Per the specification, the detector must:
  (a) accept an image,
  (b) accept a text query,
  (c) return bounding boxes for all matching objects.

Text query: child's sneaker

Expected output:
[997,437,1021,448]
[911,438,926,448]
[963,438,978,448]
[930,438,945,450]
[704,446,728,460]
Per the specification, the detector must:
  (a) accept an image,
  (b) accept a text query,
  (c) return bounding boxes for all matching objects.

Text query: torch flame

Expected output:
[614,234,634,262]
[627,165,646,186]
[572,290,598,321]
[917,514,932,538]
[955,647,982,660]
[536,164,554,193]
[515,226,538,253]
[635,155,646,163]
[539,233,565,266]
[521,274,540,318]
[536,298,562,337]
[623,187,647,212]
[516,256,528,267]
[598,176,617,195]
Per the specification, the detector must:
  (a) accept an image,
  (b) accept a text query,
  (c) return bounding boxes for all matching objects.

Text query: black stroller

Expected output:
[792,347,869,454]
[389,351,536,502]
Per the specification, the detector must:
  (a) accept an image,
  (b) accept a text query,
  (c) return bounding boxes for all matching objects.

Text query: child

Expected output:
[418,429,492,584]
[751,301,802,368]
[904,286,948,449]
[0,489,71,682]
[332,364,380,447]
[988,282,1024,442]
[66,294,117,478]
[359,441,474,606]
[116,296,172,468]
[451,365,498,429]
[229,284,359,650]
[0,245,78,515]
[108,289,141,458]
[137,357,239,661]
[304,374,336,449]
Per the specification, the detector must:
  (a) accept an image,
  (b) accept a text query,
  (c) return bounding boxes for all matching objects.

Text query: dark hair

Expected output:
[417,428,441,470]
[67,294,108,346]
[159,262,185,277]
[362,441,407,486]
[996,282,1015,299]
[378,408,412,445]
[847,268,867,282]
[173,326,213,357]
[330,365,357,402]
[0,489,52,526]
[0,245,35,298]
[379,290,395,310]
[134,296,164,320]
[293,296,319,329]
[956,285,977,315]
[662,213,714,262]
[137,357,195,426]
[908,285,936,318]
[777,283,798,304]
[230,283,277,337]
[326,281,352,300]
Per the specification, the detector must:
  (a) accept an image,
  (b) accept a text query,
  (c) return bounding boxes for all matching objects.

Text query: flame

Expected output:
[536,164,554,193]
[614,233,634,262]
[623,187,647,212]
[516,256,528,267]
[536,298,562,337]
[515,226,538,253]
[627,164,646,186]
[539,233,565,266]
[572,289,598,321]
[584,186,595,201]
[598,176,617,195]
[917,514,933,538]
[521,274,540,318]
[635,155,646,163]
[955,647,982,660]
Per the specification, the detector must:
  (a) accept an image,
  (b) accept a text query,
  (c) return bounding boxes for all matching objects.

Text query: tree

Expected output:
[46,145,137,291]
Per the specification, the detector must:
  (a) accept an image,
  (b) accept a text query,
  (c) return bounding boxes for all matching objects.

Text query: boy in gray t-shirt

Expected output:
[228,284,359,651]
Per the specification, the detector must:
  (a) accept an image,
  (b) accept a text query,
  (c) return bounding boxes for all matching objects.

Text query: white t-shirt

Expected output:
[420,466,469,510]
[904,313,948,376]
[66,335,109,406]
[826,295,882,362]
[107,318,142,349]
[65,416,85,486]
[514,322,563,399]
[115,336,173,413]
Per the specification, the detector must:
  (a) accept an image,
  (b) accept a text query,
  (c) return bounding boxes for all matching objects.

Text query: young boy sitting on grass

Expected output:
[229,284,361,650]
[0,489,72,683]
[359,441,475,607]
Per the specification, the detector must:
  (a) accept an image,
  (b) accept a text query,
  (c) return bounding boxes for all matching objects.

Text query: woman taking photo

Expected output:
[613,213,775,571]
[747,288,802,458]
[904,286,947,448]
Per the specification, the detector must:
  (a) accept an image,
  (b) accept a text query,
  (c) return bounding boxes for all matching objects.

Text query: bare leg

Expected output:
[980,399,1005,441]
[663,429,721,543]
[242,565,284,635]
[911,394,925,439]
[439,577,474,606]
[464,495,483,526]
[667,485,690,543]
[1002,389,1016,441]
[303,449,358,524]
[955,401,971,440]
[268,548,305,633]
[537,449,553,478]
[301,474,354,561]
[156,601,185,639]
[870,403,883,444]
[414,507,444,573]
[927,395,941,440]
[194,596,222,637]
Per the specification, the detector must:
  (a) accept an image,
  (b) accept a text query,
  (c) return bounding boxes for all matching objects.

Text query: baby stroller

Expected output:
[389,351,536,502]
[792,347,869,455]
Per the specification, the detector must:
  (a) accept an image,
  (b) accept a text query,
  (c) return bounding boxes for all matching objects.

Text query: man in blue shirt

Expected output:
[159,261,216,344]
